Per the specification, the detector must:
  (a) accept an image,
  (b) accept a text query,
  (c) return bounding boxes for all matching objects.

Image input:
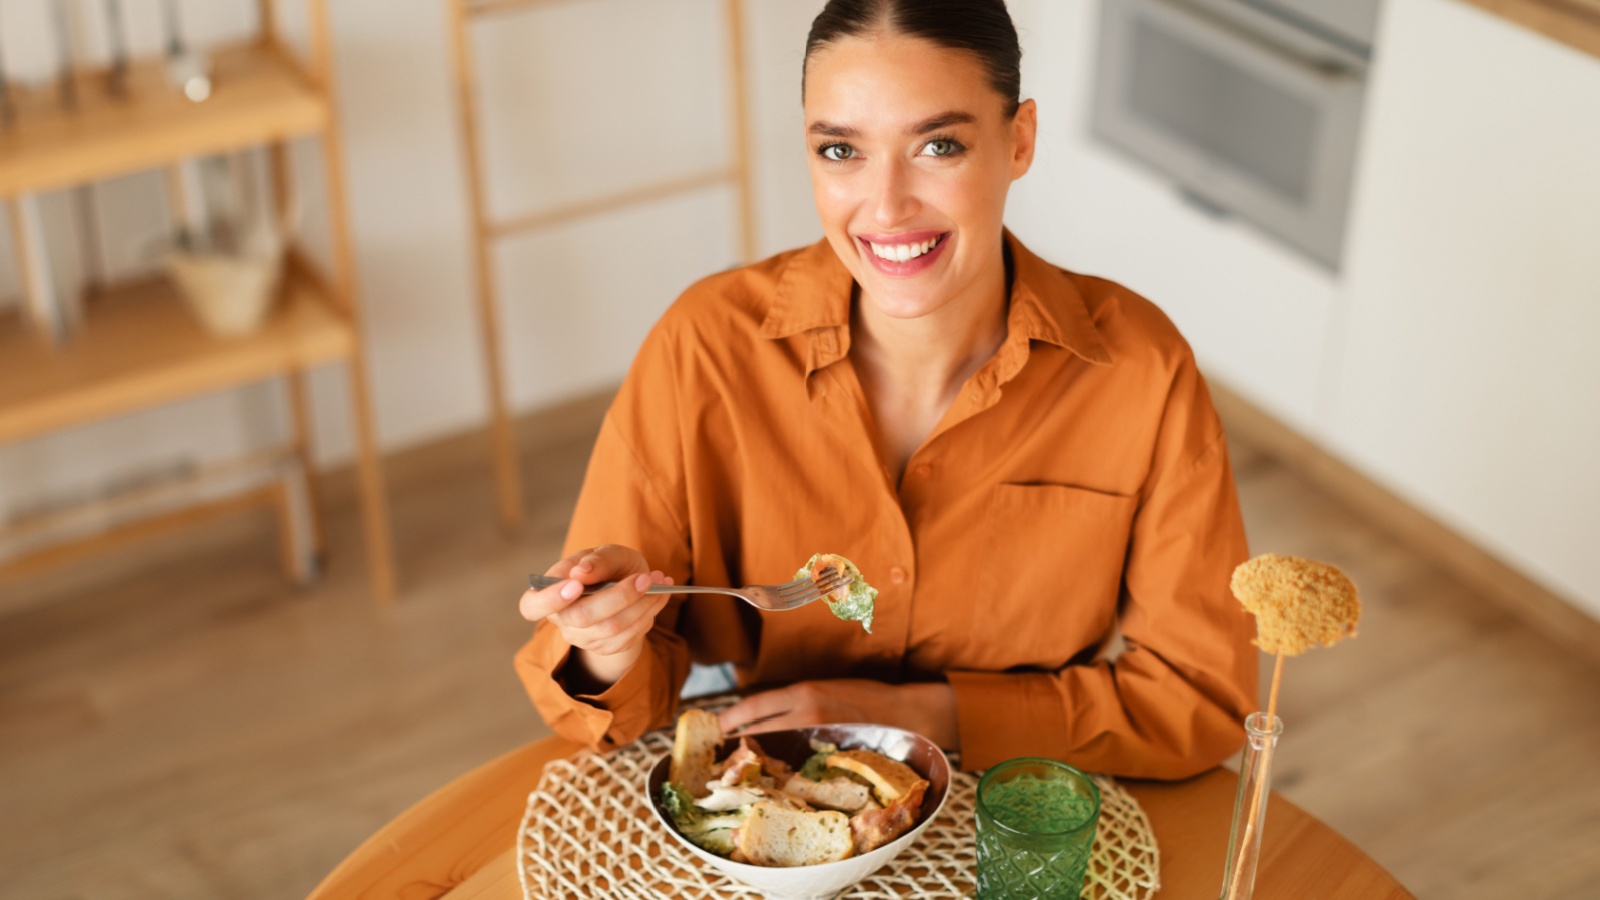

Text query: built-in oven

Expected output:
[1090,0,1382,269]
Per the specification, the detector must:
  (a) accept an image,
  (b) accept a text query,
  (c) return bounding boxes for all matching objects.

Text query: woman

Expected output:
[516,0,1256,778]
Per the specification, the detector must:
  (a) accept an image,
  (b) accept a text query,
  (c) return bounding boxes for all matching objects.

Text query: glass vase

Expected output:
[1218,712,1282,900]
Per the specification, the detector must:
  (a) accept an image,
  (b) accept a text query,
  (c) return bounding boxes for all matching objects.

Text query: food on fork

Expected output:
[1230,553,1360,655]
[796,553,877,633]
[658,710,931,867]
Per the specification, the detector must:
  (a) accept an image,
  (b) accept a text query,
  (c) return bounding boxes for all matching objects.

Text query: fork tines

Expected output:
[785,569,849,601]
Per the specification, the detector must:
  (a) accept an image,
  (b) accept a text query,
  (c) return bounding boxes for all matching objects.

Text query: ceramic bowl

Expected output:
[646,723,951,900]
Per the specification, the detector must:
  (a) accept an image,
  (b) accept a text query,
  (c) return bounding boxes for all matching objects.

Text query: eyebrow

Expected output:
[808,111,978,138]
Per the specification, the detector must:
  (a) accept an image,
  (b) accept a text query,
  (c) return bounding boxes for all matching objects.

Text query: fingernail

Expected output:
[560,581,582,600]
[634,573,652,592]
[573,561,591,574]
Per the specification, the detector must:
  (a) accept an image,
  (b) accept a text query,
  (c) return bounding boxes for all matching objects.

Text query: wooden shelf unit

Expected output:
[0,263,351,444]
[0,3,397,602]
[0,42,328,197]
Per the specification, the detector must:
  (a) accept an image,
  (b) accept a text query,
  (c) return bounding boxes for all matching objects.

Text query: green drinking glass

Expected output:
[975,757,1101,900]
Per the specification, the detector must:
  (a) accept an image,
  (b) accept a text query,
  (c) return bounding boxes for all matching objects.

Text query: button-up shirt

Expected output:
[516,231,1257,778]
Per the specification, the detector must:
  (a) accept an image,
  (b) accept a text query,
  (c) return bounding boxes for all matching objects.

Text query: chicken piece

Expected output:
[741,736,794,782]
[780,773,875,813]
[848,780,927,855]
[717,743,765,787]
[696,782,808,812]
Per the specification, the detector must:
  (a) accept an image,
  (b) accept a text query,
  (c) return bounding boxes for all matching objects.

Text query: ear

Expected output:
[1010,98,1038,180]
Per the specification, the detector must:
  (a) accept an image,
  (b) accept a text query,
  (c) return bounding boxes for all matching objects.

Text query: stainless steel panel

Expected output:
[1091,0,1370,269]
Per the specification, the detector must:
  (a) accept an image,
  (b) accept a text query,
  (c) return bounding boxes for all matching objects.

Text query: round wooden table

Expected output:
[308,736,1413,899]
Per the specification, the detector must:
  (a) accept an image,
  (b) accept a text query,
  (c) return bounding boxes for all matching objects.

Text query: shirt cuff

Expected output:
[515,623,685,752]
[946,669,1074,772]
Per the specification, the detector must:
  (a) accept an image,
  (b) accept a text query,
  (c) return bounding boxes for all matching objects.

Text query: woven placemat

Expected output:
[517,718,1160,899]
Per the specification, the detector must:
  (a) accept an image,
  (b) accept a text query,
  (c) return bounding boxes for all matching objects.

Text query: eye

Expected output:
[921,139,962,157]
[819,143,856,162]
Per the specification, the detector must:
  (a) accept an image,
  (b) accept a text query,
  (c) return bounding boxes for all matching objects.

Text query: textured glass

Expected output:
[975,758,1100,899]
[1218,713,1283,900]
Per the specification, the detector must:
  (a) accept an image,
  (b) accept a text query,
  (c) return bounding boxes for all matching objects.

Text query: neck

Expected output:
[851,242,1011,400]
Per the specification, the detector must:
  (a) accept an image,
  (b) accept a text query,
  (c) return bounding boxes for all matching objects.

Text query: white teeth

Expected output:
[868,235,941,262]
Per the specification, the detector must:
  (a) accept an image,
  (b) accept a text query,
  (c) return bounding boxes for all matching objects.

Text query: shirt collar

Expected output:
[758,230,1113,374]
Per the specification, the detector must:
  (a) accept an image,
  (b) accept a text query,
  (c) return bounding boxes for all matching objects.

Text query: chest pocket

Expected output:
[974,482,1139,660]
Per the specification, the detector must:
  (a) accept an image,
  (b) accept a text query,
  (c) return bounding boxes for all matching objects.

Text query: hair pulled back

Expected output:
[803,0,1022,117]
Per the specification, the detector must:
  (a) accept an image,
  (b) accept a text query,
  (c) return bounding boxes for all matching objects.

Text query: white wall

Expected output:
[1330,0,1600,610]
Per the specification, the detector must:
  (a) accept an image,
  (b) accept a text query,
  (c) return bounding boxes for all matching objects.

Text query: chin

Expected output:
[859,283,954,320]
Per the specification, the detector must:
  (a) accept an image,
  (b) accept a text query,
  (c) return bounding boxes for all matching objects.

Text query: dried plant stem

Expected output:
[1225,651,1286,900]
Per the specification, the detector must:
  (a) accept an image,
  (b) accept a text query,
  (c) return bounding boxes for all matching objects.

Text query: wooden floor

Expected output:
[2,390,1597,899]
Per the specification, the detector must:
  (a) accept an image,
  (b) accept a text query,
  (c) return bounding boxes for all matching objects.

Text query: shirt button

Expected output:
[889,566,908,585]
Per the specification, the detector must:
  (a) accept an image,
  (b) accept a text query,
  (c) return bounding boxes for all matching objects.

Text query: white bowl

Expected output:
[646,723,951,900]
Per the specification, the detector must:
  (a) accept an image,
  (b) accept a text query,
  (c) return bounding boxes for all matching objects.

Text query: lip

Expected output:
[855,230,951,278]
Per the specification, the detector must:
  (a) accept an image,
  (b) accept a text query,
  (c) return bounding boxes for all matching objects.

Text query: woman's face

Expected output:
[803,32,1036,321]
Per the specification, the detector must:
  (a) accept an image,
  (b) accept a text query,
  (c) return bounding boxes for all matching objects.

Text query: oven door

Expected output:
[1090,0,1368,269]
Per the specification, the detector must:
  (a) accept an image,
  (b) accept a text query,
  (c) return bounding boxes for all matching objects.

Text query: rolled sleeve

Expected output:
[515,620,691,752]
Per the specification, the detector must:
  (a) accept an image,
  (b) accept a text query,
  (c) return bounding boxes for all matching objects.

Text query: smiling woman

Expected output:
[514,0,1259,779]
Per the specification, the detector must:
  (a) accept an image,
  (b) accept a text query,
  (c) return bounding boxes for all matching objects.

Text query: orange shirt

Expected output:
[516,231,1258,778]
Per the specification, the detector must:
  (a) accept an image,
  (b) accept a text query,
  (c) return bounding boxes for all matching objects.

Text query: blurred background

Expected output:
[1,0,1597,897]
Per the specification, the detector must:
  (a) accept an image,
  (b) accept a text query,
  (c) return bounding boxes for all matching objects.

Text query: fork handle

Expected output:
[526,574,723,597]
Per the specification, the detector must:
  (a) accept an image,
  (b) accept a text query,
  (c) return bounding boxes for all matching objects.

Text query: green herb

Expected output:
[796,553,877,633]
[659,781,747,857]
[798,742,839,781]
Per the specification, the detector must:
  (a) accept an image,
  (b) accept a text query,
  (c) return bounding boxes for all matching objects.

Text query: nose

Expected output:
[868,158,920,228]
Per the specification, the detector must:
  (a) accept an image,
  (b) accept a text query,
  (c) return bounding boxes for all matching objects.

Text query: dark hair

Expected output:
[803,0,1023,117]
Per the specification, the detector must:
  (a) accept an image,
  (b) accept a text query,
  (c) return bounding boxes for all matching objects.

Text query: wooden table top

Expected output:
[308,735,1414,899]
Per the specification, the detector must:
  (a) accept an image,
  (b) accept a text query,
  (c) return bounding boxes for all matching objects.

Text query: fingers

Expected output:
[567,544,648,584]
[526,545,661,622]
[719,685,807,735]
[543,547,593,579]
[582,592,672,657]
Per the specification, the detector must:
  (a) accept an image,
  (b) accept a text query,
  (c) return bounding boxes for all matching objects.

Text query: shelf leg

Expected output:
[724,0,757,264]
[449,0,526,533]
[344,351,398,605]
[273,479,313,587]
[286,368,328,570]
[310,0,399,604]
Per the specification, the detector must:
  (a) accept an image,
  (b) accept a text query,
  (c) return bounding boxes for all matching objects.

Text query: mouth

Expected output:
[856,230,951,277]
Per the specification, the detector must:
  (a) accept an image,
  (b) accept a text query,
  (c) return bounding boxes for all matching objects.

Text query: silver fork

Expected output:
[526,568,849,612]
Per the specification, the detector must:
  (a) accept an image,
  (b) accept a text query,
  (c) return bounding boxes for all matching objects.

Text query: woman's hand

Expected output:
[519,545,673,691]
[717,679,961,751]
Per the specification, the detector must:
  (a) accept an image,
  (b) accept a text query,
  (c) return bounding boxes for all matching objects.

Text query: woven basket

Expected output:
[518,708,1160,899]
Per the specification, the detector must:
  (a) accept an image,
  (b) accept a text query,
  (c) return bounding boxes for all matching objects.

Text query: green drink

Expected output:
[975,758,1101,899]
